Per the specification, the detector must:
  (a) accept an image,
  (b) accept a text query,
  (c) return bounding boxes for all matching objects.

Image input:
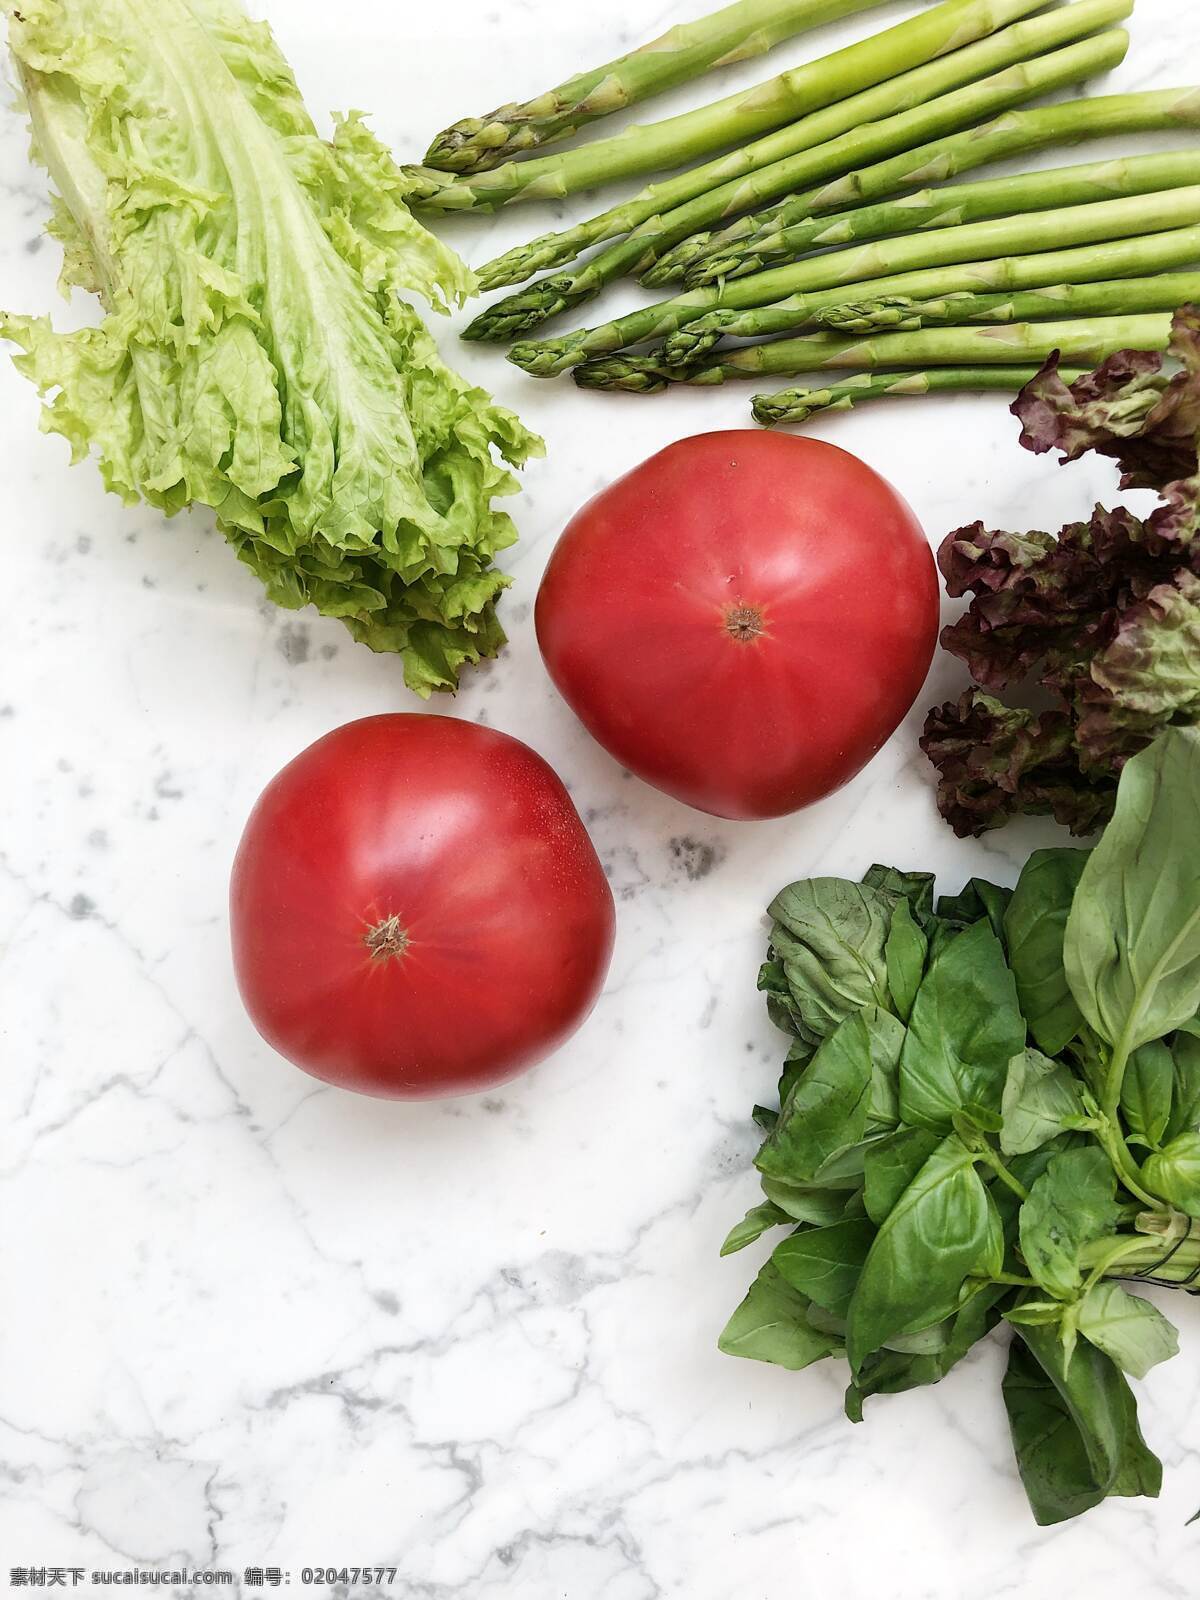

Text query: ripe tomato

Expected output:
[536,431,938,820]
[230,715,615,1099]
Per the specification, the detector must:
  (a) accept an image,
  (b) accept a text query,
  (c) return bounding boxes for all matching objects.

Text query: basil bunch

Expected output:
[722,727,1200,1526]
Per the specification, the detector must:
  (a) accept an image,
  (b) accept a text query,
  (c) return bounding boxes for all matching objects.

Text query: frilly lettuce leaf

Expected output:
[922,307,1200,835]
[1,0,542,694]
[1083,571,1200,755]
[1014,307,1200,502]
[921,691,1113,838]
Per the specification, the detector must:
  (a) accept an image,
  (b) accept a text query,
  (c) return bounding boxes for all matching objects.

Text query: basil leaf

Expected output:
[1167,1031,1200,1140]
[955,1102,1003,1137]
[936,877,1012,938]
[772,1219,875,1318]
[867,1014,906,1134]
[1067,1025,1110,1102]
[718,1261,840,1370]
[993,1138,1081,1238]
[1077,1283,1180,1379]
[846,1135,1003,1370]
[1120,1040,1174,1151]
[1005,1299,1068,1328]
[804,1147,865,1192]
[810,1137,883,1192]
[885,1320,957,1356]
[861,864,936,925]
[805,1301,847,1338]
[1001,1049,1091,1156]
[766,879,894,1040]
[899,920,1026,1131]
[846,1283,1009,1419]
[777,1038,815,1106]
[1004,1325,1162,1526]
[1019,1148,1120,1299]
[752,1104,778,1134]
[1110,1431,1168,1504]
[925,919,960,965]
[759,959,813,1045]
[885,897,927,1024]
[1142,1132,1200,1217]
[863,1128,941,1225]
[720,1201,791,1257]
[1004,848,1089,1055]
[759,1176,851,1228]
[757,1008,903,1186]
[1064,728,1200,1055]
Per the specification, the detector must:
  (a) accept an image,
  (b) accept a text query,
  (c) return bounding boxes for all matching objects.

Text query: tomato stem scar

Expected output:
[724,603,765,642]
[365,915,409,960]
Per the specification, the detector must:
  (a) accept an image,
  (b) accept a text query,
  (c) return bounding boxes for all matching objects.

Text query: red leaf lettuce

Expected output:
[922,307,1200,836]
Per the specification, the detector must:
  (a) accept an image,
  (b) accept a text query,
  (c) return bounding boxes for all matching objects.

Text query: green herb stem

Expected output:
[1081,1223,1200,1288]
[1080,1233,1157,1295]
[1102,1030,1136,1126]
[978,1147,1031,1202]
[1093,1114,1161,1210]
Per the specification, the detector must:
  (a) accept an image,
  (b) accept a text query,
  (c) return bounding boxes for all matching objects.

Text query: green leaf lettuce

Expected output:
[1,0,542,694]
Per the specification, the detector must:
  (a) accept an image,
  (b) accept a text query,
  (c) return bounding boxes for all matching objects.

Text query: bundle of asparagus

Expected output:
[511,192,1200,372]
[422,0,896,172]
[644,88,1200,287]
[418,0,1200,426]
[676,147,1200,286]
[411,0,1051,210]
[657,228,1200,356]
[471,0,1127,293]
[574,312,1176,389]
[423,0,889,173]
[465,24,1134,341]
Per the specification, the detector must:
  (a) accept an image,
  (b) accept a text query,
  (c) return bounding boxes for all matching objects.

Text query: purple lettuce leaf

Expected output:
[924,306,1200,836]
[1014,305,1200,503]
[920,691,1115,837]
[1078,570,1200,768]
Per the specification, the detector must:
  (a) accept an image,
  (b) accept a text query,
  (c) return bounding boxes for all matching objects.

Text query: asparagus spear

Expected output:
[508,190,1200,376]
[662,224,1200,361]
[408,0,1049,213]
[812,272,1200,332]
[574,314,1173,390]
[423,0,887,175]
[465,25,1130,343]
[688,148,1200,286]
[648,86,1200,285]
[751,365,1089,424]
[476,0,1130,290]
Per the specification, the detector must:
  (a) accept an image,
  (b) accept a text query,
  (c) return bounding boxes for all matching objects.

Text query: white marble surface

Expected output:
[1,0,1198,1591]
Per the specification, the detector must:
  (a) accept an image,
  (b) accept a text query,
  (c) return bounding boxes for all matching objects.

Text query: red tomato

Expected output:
[536,430,938,820]
[230,715,615,1099]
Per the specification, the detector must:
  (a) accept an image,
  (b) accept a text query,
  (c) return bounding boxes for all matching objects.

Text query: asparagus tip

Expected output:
[751,390,842,427]
[476,238,580,292]
[814,297,927,333]
[508,334,591,378]
[401,165,462,205]
[573,357,671,394]
[639,261,687,290]
[686,254,761,289]
[462,282,579,343]
[662,329,723,366]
